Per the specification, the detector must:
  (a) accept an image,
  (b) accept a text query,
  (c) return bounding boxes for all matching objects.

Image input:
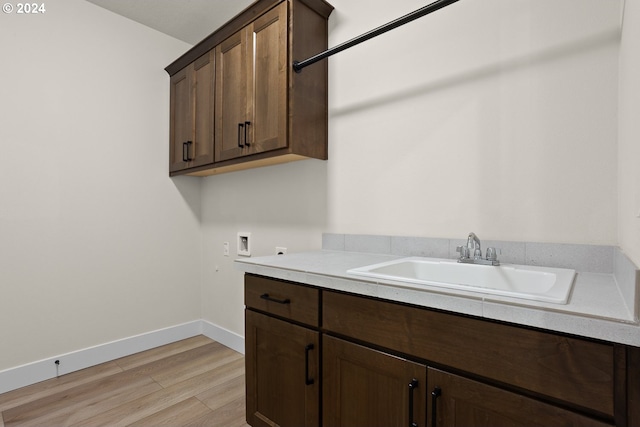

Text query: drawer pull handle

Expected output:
[260,293,291,305]
[305,344,315,385]
[408,379,419,427]
[431,386,442,427]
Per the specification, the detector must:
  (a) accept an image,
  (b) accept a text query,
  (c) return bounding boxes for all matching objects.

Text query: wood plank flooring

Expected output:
[0,336,250,427]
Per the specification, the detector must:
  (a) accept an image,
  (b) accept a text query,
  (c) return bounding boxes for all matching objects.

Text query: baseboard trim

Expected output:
[0,320,245,395]
[201,320,245,355]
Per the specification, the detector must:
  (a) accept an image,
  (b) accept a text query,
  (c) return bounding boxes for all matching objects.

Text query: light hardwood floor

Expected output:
[0,336,250,427]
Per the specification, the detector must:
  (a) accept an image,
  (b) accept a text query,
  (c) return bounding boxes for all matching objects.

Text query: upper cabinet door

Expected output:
[169,51,215,173]
[215,2,288,163]
[190,51,215,168]
[169,66,192,173]
[248,2,288,155]
[215,29,247,162]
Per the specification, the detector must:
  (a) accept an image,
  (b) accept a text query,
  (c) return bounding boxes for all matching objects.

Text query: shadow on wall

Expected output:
[200,159,329,231]
[330,29,620,117]
[171,175,202,223]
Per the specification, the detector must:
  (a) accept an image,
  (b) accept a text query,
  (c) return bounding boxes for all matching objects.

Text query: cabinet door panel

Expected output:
[245,310,319,427]
[427,368,612,427]
[191,51,214,167]
[169,67,192,172]
[248,2,288,154]
[215,30,247,162]
[323,335,427,427]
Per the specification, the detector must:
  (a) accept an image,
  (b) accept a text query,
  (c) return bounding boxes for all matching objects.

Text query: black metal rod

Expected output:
[293,0,461,73]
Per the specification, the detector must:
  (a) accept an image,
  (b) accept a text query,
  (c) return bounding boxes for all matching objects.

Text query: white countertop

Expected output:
[236,250,640,347]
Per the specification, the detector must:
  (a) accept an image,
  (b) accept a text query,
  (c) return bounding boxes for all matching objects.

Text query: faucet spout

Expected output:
[467,232,481,257]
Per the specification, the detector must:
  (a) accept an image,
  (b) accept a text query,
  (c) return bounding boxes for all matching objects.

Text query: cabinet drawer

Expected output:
[245,274,319,327]
[323,291,615,416]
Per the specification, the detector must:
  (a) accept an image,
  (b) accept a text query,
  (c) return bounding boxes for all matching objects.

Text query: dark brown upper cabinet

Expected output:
[215,3,287,163]
[166,0,333,177]
[169,52,215,173]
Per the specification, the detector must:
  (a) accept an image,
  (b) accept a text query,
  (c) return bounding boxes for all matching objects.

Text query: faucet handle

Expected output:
[486,247,500,261]
[456,245,470,259]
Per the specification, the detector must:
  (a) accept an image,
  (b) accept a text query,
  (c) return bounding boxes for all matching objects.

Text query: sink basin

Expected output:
[347,257,576,304]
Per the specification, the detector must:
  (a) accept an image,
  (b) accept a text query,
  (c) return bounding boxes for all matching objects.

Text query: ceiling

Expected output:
[85,0,254,45]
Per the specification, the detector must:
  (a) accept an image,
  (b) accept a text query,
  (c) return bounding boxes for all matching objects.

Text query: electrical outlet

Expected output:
[238,232,251,256]
[223,242,229,256]
[276,246,287,255]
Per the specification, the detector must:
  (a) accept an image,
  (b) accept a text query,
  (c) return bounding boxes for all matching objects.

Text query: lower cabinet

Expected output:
[245,310,320,427]
[244,274,632,427]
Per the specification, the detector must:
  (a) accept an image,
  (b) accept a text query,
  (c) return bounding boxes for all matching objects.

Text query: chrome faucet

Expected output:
[456,232,500,266]
[467,232,482,259]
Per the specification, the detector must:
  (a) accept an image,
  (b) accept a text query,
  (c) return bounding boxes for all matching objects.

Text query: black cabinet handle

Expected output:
[305,344,315,385]
[238,123,245,148]
[244,121,251,146]
[182,141,193,162]
[431,386,442,427]
[408,379,419,427]
[260,293,291,305]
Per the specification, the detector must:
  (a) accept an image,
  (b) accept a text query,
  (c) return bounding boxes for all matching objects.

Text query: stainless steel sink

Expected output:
[347,257,576,304]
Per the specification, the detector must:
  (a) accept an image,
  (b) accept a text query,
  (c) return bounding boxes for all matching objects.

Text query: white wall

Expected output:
[0,0,201,371]
[619,0,640,267]
[201,160,327,336]
[327,0,619,242]
[200,0,622,337]
[0,0,631,373]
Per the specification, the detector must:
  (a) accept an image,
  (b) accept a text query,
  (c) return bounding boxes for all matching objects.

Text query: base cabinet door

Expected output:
[323,335,427,427]
[427,368,612,427]
[245,310,320,427]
